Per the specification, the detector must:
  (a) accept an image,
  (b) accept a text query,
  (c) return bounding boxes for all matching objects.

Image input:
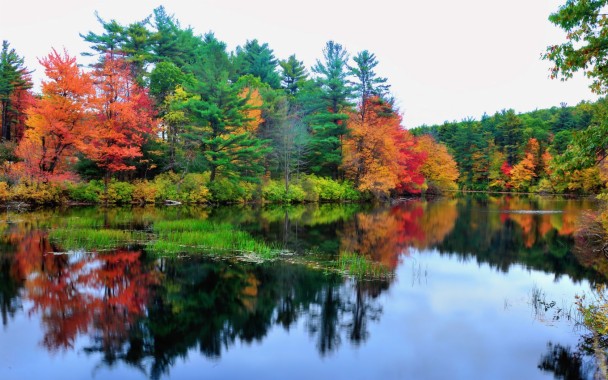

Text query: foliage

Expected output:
[349,50,390,121]
[577,285,608,337]
[11,179,66,204]
[413,135,459,193]
[179,34,269,183]
[279,54,308,96]
[17,49,95,181]
[207,178,256,203]
[544,0,608,94]
[343,97,424,197]
[82,54,157,175]
[300,175,360,202]
[305,41,353,178]
[66,180,104,203]
[262,180,306,203]
[233,39,281,89]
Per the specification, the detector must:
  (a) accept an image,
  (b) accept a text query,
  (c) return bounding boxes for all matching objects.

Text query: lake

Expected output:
[0,195,606,380]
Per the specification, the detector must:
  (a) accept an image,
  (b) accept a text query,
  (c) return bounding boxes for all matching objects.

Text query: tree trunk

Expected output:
[1,99,10,141]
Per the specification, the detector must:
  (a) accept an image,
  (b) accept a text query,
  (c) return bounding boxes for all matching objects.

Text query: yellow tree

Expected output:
[509,138,540,191]
[414,135,459,193]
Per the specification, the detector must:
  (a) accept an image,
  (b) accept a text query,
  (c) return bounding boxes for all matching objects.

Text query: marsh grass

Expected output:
[149,219,278,258]
[337,251,391,279]
[49,228,147,250]
[62,217,104,229]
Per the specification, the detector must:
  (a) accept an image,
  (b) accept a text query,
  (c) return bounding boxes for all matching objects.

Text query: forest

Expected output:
[0,4,606,205]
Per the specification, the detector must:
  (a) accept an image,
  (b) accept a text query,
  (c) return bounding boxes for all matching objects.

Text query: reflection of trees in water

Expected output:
[135,259,389,379]
[305,280,385,355]
[339,200,458,269]
[4,226,158,352]
[539,337,608,380]
[0,255,21,326]
[434,197,606,283]
[538,343,586,380]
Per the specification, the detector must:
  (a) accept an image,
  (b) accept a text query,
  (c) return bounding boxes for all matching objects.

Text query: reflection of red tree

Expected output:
[340,200,458,269]
[11,232,157,351]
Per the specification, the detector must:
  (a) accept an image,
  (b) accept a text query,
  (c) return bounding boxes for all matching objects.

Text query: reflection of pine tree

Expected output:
[537,342,586,380]
[0,256,22,326]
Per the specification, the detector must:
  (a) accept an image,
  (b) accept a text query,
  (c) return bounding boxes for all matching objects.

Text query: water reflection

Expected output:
[0,196,605,379]
[19,245,156,352]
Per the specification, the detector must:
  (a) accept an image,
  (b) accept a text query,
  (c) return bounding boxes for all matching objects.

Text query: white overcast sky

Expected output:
[0,0,597,128]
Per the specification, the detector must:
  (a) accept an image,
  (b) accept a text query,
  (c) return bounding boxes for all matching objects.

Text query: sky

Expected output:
[0,0,598,128]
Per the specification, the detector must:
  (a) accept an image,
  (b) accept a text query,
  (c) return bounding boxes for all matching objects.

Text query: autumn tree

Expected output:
[0,40,32,141]
[343,97,423,197]
[83,54,157,182]
[509,138,540,191]
[414,135,459,193]
[16,49,95,181]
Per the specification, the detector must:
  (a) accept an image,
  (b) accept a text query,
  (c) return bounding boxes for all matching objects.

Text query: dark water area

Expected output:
[0,195,607,379]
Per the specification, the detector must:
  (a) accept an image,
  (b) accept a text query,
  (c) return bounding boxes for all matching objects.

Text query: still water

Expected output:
[0,196,605,379]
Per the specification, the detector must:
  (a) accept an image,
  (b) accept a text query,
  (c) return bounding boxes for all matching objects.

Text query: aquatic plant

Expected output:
[149,219,277,258]
[49,228,146,250]
[337,251,391,278]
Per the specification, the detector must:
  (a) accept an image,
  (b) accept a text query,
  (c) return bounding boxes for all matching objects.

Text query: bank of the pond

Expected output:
[0,173,369,206]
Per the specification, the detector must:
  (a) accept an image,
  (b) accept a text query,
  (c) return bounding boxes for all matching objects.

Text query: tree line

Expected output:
[411,0,608,196]
[2,2,607,204]
[0,6,459,204]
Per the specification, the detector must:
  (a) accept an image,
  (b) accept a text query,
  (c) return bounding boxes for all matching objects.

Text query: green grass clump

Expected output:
[49,228,146,251]
[149,219,277,258]
[337,251,391,278]
[62,217,104,229]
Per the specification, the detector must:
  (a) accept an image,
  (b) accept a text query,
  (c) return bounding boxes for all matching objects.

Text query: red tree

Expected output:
[16,49,95,181]
[83,53,157,180]
[343,97,425,197]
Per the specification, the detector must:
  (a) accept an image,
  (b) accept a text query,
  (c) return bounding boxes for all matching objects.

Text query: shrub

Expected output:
[152,172,179,202]
[299,175,361,202]
[262,180,306,203]
[67,180,104,203]
[12,180,65,204]
[0,182,10,203]
[132,180,157,204]
[98,180,134,204]
[180,173,210,203]
[208,178,256,203]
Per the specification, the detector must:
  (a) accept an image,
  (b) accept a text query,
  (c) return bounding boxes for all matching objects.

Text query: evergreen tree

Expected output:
[150,6,202,68]
[349,50,390,122]
[305,41,353,178]
[492,110,524,166]
[180,34,269,182]
[279,54,308,96]
[0,41,32,141]
[233,39,281,89]
[551,103,575,134]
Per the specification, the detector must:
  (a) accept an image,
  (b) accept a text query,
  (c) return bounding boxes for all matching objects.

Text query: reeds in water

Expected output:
[337,251,391,278]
